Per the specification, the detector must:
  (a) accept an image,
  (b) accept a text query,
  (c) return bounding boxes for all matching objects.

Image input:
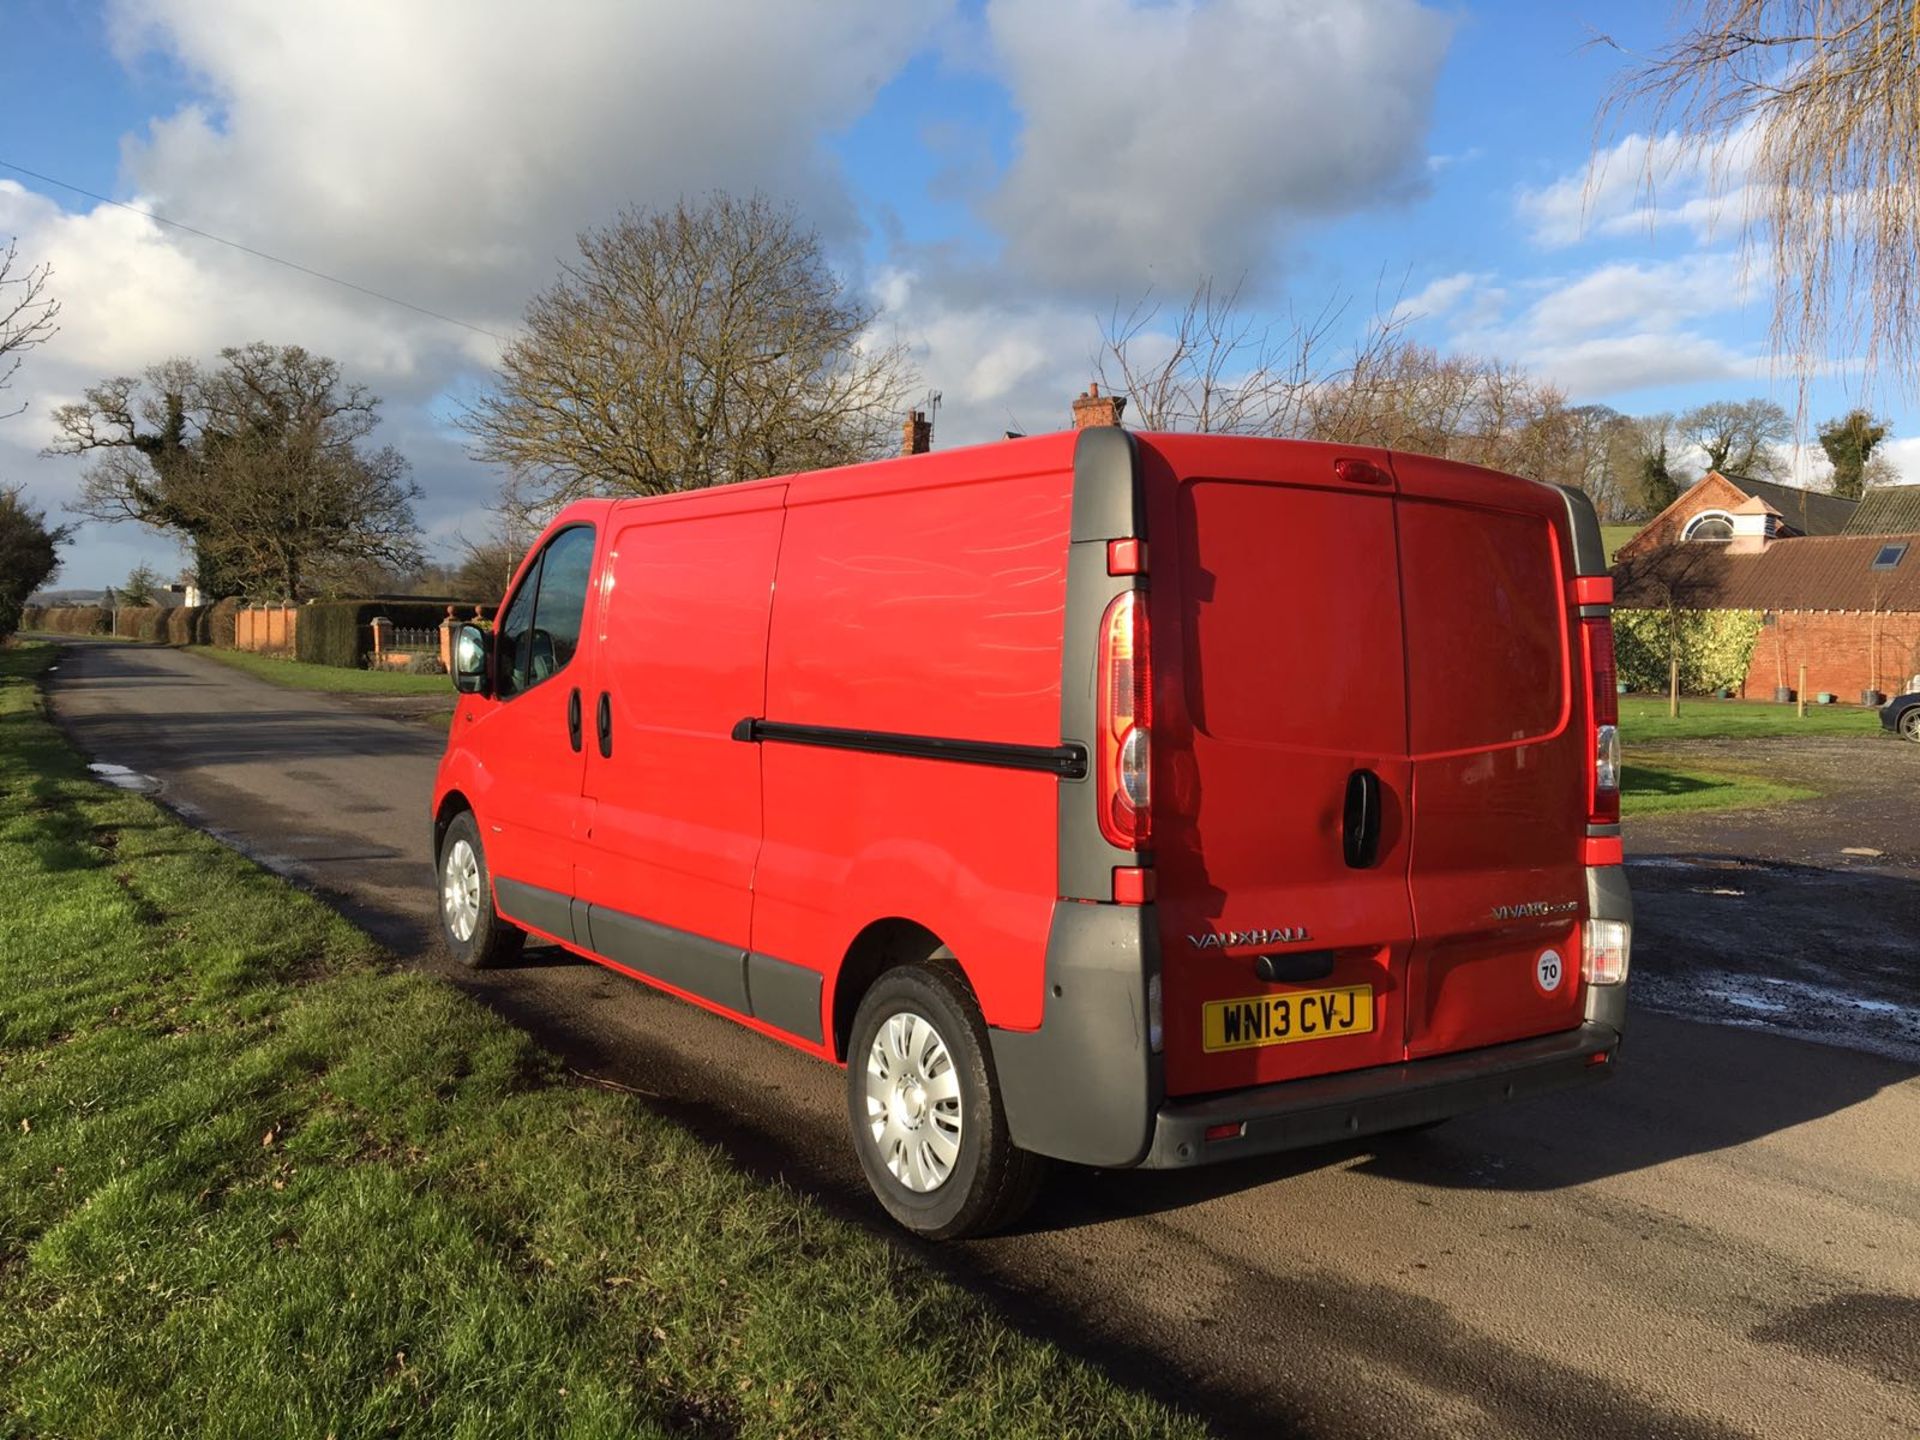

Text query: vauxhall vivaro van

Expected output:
[432,427,1631,1237]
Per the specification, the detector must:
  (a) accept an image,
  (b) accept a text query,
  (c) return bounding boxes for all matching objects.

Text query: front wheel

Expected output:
[437,811,525,969]
[1902,707,1920,743]
[846,964,1044,1240]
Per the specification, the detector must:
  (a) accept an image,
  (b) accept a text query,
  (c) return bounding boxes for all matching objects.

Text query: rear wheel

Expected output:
[1902,707,1920,743]
[437,811,525,969]
[846,963,1044,1239]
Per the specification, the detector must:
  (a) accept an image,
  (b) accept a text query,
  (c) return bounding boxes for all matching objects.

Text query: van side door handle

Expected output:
[1343,768,1381,869]
[566,687,582,752]
[595,692,613,759]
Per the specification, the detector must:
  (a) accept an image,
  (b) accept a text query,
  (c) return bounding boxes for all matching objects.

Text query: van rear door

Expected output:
[1147,439,1416,1098]
[1390,453,1588,1057]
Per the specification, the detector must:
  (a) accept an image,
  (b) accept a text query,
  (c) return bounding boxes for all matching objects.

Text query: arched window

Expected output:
[1683,511,1734,542]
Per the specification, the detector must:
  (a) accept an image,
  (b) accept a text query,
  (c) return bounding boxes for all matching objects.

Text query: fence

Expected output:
[368,606,492,672]
[234,605,299,654]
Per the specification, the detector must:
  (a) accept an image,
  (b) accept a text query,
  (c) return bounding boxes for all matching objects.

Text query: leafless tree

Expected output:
[0,238,60,421]
[1678,396,1792,478]
[47,344,422,600]
[467,194,917,521]
[1600,2,1920,402]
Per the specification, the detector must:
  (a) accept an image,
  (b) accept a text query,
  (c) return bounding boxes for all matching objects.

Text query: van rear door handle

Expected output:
[595,692,613,759]
[566,688,582,752]
[1343,768,1381,869]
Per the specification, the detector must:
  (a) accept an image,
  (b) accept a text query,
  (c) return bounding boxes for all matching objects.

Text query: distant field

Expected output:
[1620,695,1882,742]
[189,645,451,696]
[1600,524,1640,561]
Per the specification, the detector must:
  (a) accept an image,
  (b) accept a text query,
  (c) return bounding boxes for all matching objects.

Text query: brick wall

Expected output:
[234,605,300,654]
[1738,610,1920,700]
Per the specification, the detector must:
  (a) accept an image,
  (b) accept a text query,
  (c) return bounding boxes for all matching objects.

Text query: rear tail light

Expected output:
[1582,617,1620,828]
[1582,919,1631,985]
[1096,588,1151,849]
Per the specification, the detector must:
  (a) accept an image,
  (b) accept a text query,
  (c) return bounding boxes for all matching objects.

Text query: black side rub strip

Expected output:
[733,718,1088,780]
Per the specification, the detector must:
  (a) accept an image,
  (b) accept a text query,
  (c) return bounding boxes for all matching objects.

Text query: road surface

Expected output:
[46,642,1920,1439]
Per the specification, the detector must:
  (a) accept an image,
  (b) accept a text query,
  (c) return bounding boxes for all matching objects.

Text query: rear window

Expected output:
[1177,479,1406,755]
[1398,500,1566,754]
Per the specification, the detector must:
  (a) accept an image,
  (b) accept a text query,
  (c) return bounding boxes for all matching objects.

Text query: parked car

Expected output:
[431,428,1632,1238]
[1883,685,1920,742]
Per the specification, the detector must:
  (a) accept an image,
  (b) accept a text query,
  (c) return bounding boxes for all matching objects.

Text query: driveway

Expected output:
[46,642,1920,1440]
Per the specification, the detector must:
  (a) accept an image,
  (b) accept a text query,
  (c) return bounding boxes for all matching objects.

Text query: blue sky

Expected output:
[3,0,1912,591]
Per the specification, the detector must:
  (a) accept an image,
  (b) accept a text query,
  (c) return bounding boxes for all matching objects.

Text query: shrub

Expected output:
[41,607,110,636]
[205,597,241,648]
[295,601,451,669]
[166,606,204,645]
[113,606,170,642]
[18,606,45,633]
[1614,608,1764,694]
[404,651,447,675]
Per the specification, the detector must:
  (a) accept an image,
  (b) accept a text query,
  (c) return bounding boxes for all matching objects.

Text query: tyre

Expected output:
[437,810,525,969]
[1902,707,1920,743]
[846,962,1045,1240]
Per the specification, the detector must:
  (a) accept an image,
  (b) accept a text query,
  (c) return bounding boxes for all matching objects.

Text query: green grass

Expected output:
[0,642,1198,1440]
[1621,760,1816,816]
[189,644,452,696]
[1600,524,1641,562]
[1619,694,1882,741]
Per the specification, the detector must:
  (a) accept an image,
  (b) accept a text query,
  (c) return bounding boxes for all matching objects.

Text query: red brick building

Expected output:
[1614,476,1920,702]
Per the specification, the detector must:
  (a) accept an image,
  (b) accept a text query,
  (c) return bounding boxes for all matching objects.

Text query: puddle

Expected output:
[88,762,160,794]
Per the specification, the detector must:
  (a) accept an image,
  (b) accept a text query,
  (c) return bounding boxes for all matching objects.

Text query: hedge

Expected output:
[17,606,44,634]
[112,606,171,642]
[32,607,111,636]
[166,606,205,645]
[205,597,241,648]
[1614,608,1764,694]
[294,600,453,669]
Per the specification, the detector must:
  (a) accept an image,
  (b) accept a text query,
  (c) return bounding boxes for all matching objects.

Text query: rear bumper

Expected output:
[1139,1021,1620,1169]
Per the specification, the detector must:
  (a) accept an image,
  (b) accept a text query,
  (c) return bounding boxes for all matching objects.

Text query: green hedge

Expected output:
[17,606,44,635]
[1614,608,1764,693]
[205,597,240,648]
[112,606,170,642]
[166,606,205,645]
[294,601,452,669]
[33,607,111,636]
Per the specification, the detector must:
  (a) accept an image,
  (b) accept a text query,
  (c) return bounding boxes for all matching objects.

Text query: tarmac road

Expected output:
[45,641,1920,1439]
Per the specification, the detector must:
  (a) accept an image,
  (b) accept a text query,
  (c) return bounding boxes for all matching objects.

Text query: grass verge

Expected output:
[0,642,1196,1439]
[188,644,452,696]
[1620,695,1882,742]
[1621,759,1817,816]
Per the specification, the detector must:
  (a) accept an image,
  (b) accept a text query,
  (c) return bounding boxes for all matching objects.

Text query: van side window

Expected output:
[497,525,596,699]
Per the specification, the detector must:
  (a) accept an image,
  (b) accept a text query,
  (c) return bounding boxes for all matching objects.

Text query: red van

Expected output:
[432,428,1631,1238]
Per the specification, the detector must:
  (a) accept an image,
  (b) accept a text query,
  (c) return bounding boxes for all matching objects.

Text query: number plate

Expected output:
[1202,985,1375,1053]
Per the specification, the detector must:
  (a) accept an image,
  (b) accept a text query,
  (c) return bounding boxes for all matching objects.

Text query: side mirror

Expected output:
[452,623,491,696]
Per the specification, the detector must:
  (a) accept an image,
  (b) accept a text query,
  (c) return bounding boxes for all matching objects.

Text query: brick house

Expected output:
[1614,477,1920,702]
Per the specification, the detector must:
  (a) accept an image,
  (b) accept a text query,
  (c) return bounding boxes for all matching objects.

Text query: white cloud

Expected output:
[1388,271,1480,325]
[981,0,1454,295]
[1516,127,1757,250]
[1876,437,1920,486]
[6,1,955,585]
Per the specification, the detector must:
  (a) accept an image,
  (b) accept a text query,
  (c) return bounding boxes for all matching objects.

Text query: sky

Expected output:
[2,0,1915,591]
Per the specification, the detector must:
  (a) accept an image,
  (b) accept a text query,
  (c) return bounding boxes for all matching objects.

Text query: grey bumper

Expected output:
[1141,1020,1620,1169]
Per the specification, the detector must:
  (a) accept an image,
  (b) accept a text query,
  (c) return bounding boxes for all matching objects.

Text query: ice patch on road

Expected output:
[88,762,159,794]
[1635,968,1920,1066]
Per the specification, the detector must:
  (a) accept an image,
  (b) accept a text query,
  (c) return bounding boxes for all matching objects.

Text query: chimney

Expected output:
[1728,495,1781,554]
[901,409,932,456]
[1071,381,1127,430]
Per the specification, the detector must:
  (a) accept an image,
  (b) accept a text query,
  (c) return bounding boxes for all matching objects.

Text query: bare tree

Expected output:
[0,239,60,421]
[467,194,917,521]
[47,344,423,600]
[1601,2,1920,401]
[1678,397,1792,477]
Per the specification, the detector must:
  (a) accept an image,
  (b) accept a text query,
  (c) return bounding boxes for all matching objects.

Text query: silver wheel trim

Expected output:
[863,1009,964,1193]
[1905,710,1920,741]
[442,838,482,943]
